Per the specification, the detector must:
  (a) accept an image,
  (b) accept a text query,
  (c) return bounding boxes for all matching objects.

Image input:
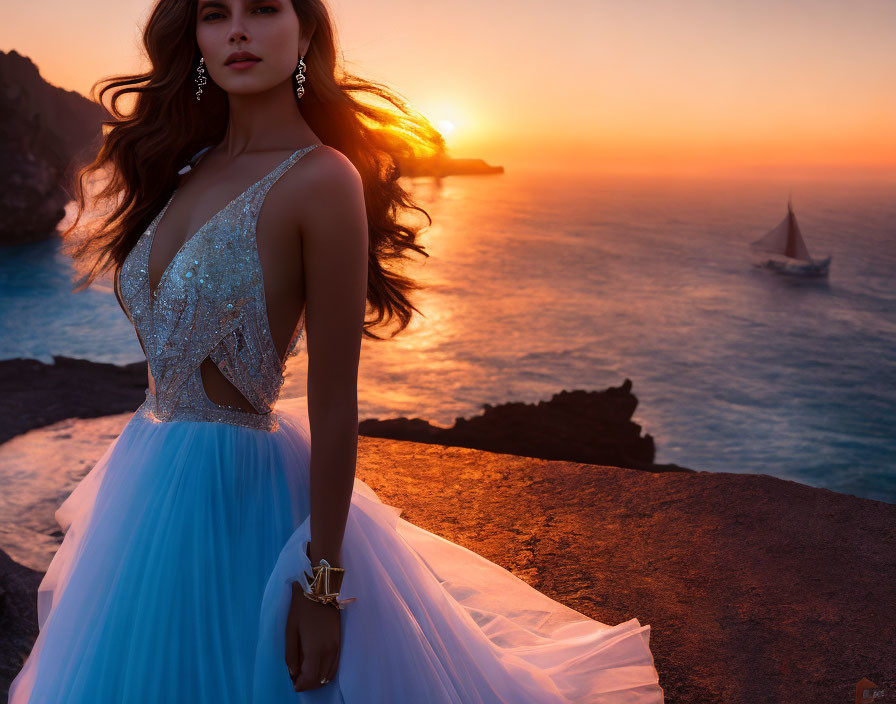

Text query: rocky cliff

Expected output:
[0,50,106,244]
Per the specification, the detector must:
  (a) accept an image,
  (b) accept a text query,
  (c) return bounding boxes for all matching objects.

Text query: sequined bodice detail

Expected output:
[119,144,319,432]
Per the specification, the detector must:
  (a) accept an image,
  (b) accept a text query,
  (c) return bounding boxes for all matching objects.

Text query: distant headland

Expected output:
[397,155,504,177]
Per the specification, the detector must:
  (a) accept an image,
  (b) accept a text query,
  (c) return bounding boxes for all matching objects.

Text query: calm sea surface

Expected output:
[2,165,894,506]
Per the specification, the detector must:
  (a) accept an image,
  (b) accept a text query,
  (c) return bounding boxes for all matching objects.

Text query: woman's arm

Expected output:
[298,148,369,569]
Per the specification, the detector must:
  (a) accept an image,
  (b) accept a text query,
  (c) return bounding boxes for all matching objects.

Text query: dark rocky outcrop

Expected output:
[359,381,694,473]
[0,549,42,698]
[0,356,147,443]
[0,49,106,245]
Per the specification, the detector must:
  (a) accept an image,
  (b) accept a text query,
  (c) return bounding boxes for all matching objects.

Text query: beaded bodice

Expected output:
[117,143,320,432]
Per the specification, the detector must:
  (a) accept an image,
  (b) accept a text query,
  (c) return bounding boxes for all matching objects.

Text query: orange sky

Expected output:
[2,0,894,177]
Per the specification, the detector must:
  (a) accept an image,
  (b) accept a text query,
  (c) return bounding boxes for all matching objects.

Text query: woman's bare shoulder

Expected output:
[282,144,366,239]
[295,144,362,198]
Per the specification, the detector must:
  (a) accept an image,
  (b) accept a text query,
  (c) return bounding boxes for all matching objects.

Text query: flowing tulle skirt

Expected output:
[8,397,664,703]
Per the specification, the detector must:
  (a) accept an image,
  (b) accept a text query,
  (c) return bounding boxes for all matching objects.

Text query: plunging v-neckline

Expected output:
[146,145,312,300]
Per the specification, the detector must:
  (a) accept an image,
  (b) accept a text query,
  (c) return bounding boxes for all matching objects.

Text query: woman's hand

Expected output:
[284,581,342,692]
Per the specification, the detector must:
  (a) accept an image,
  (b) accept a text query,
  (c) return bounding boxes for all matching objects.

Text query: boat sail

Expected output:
[749,197,831,276]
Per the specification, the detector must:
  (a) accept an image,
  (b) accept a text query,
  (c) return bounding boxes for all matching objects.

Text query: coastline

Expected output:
[0,355,695,474]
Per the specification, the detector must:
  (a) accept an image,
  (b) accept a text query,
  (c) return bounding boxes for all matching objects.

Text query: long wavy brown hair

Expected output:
[64,0,445,340]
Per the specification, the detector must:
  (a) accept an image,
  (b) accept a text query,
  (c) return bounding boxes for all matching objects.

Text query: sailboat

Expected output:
[749,196,831,277]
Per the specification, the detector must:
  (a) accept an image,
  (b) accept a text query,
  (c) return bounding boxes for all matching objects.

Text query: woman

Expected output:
[9,0,664,701]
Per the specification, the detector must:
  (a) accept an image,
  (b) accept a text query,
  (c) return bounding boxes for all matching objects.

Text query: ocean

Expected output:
[2,165,894,508]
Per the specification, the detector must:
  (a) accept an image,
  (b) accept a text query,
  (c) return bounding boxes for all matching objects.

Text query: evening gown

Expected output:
[8,144,665,703]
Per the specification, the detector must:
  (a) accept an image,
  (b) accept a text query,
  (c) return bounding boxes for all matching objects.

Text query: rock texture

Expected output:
[356,441,896,704]
[0,49,106,244]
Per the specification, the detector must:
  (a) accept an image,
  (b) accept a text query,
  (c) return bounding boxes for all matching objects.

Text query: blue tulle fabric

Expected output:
[8,397,664,703]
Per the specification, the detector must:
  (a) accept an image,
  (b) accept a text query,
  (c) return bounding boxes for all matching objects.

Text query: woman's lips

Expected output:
[227,59,261,70]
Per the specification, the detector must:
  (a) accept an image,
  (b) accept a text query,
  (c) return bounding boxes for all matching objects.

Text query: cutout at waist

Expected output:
[139,389,280,433]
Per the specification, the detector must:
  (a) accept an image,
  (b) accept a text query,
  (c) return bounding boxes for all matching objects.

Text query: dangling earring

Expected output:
[195,56,207,102]
[294,54,307,100]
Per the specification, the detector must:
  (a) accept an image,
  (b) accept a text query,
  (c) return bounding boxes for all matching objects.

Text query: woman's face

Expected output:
[196,0,306,95]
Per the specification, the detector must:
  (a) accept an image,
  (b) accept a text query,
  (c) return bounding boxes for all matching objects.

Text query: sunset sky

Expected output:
[2,0,894,177]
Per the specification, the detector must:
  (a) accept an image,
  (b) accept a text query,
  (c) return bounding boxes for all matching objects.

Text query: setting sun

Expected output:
[417,100,479,152]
